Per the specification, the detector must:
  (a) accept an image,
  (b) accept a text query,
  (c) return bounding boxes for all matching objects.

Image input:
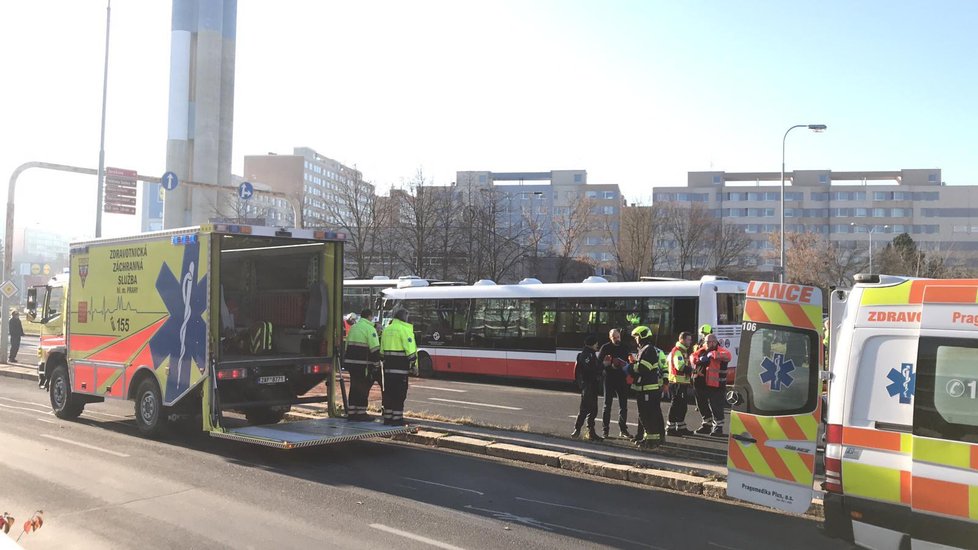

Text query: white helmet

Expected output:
[344,312,358,323]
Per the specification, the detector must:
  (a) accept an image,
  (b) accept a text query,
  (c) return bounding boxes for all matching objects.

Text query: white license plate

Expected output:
[257,375,286,385]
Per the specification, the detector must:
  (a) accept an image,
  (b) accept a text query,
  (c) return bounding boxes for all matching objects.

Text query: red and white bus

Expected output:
[342,276,443,317]
[381,276,748,382]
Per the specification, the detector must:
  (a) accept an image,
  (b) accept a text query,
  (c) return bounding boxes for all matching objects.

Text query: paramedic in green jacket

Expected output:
[380,308,417,426]
[345,309,381,421]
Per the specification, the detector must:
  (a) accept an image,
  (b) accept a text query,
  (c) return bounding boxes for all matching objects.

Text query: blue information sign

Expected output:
[161,171,179,191]
[238,181,254,200]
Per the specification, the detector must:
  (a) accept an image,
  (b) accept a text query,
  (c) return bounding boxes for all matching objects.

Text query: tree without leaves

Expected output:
[552,197,596,282]
[395,169,441,279]
[473,187,530,283]
[322,168,379,278]
[663,202,714,279]
[706,221,752,277]
[606,203,666,281]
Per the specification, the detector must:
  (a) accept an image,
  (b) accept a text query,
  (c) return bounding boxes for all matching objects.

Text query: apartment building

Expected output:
[653,169,978,269]
[243,147,370,228]
[455,170,622,273]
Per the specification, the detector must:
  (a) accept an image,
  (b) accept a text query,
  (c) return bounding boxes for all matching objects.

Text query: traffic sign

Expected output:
[161,171,179,191]
[238,181,254,200]
[105,167,138,215]
[104,204,137,215]
[0,280,18,299]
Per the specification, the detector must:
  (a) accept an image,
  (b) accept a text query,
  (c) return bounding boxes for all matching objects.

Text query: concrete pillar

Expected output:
[163,0,237,228]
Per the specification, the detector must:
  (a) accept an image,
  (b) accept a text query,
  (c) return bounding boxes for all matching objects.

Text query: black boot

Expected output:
[571,427,582,438]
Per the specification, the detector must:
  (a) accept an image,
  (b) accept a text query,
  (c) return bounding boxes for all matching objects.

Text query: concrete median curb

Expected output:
[487,443,564,467]
[435,435,491,454]
[626,468,706,494]
[558,454,631,481]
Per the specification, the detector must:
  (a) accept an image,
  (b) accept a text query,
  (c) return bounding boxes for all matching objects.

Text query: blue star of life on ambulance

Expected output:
[759,353,795,392]
[885,363,915,404]
[148,240,208,403]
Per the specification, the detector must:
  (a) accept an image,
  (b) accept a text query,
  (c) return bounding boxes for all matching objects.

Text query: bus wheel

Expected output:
[417,353,435,378]
[134,377,166,438]
[49,364,84,419]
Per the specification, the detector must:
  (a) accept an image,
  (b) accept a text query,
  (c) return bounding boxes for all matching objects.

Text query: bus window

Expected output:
[514,298,557,351]
[717,292,746,325]
[643,297,674,351]
[467,298,488,346]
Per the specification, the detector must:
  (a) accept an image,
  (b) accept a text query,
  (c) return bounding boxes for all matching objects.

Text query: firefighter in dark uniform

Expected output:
[571,334,604,441]
[380,308,416,426]
[627,325,669,448]
[345,309,381,421]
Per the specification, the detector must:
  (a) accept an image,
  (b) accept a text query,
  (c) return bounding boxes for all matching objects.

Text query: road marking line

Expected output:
[35,417,56,424]
[708,542,741,550]
[514,497,643,520]
[40,434,130,458]
[0,396,49,408]
[369,523,466,550]
[403,477,485,496]
[417,386,467,393]
[427,398,521,410]
[0,402,49,414]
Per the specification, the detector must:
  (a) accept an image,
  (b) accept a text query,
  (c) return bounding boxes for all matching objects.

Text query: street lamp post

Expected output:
[780,123,827,283]
[851,223,889,274]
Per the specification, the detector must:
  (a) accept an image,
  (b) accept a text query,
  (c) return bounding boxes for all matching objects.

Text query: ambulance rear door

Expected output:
[908,285,978,548]
[726,281,823,514]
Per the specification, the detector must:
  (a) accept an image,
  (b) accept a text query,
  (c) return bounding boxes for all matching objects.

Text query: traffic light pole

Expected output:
[3,161,301,363]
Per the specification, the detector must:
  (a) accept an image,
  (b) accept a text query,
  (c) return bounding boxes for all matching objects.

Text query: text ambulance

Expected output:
[30,224,412,448]
[725,276,978,548]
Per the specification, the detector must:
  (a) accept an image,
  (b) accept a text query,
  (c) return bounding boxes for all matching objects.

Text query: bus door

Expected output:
[726,281,823,514]
[908,287,978,548]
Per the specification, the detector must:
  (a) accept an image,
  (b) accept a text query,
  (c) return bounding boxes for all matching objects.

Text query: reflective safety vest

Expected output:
[249,321,273,354]
[667,341,691,384]
[630,344,667,392]
[346,318,380,374]
[380,319,417,375]
[691,345,732,388]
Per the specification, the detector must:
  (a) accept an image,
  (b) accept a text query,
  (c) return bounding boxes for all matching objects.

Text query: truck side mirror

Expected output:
[26,288,37,320]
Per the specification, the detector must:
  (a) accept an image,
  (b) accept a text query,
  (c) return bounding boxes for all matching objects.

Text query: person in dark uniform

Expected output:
[628,325,668,448]
[598,328,633,439]
[571,335,604,442]
[8,310,24,363]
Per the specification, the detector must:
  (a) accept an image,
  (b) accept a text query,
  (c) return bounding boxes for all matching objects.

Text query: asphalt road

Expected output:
[0,377,848,550]
[345,374,730,463]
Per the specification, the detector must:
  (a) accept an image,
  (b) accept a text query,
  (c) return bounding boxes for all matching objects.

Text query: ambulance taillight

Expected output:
[217,368,248,380]
[823,423,844,494]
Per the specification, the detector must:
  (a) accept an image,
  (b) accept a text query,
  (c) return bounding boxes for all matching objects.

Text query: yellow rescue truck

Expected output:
[29,224,412,448]
[725,276,978,549]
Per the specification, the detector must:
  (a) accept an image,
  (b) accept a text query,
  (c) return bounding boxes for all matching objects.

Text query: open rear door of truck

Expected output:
[726,281,823,514]
[210,418,415,449]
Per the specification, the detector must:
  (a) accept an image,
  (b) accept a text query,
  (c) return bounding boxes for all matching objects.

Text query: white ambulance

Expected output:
[725,276,978,549]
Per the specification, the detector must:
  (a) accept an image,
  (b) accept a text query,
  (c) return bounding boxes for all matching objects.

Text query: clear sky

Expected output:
[2,1,977,240]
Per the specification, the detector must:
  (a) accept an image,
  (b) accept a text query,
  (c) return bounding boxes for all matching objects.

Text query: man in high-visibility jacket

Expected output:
[380,308,417,426]
[627,325,669,448]
[690,333,732,436]
[345,309,381,421]
[666,331,694,436]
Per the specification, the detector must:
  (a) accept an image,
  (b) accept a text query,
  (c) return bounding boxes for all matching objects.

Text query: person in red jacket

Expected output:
[690,333,732,437]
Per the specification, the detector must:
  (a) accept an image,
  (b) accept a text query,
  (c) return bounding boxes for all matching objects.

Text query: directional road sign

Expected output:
[105,167,138,216]
[161,171,179,191]
[238,181,254,200]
